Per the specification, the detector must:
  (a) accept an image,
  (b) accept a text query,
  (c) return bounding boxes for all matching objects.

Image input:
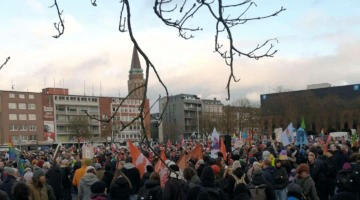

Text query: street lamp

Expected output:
[195,96,200,140]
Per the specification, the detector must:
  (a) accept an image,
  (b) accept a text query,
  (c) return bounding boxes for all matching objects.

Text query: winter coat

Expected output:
[0,175,17,199]
[109,175,131,200]
[294,176,319,200]
[188,175,200,189]
[78,172,99,200]
[273,166,288,190]
[142,179,163,200]
[141,171,152,186]
[263,166,276,185]
[163,177,189,200]
[46,184,57,200]
[331,191,357,200]
[60,166,72,189]
[96,169,105,181]
[233,183,251,200]
[309,159,327,183]
[247,173,276,200]
[72,165,87,188]
[121,163,141,195]
[90,193,107,200]
[101,170,114,191]
[27,182,49,200]
[196,164,205,178]
[46,164,63,200]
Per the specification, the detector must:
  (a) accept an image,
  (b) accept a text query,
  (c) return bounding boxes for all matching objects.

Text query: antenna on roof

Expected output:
[92,82,94,97]
[84,80,86,96]
[11,80,14,90]
[100,82,102,97]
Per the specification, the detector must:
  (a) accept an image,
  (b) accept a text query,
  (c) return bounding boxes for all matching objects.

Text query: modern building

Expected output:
[260,83,360,135]
[0,47,150,145]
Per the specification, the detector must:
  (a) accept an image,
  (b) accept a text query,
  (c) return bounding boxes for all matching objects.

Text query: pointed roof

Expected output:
[130,46,142,70]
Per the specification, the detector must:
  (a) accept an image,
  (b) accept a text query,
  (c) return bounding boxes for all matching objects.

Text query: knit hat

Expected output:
[84,159,92,166]
[211,165,220,174]
[42,162,51,169]
[169,164,179,172]
[91,181,106,194]
[343,162,352,170]
[196,159,204,165]
[94,163,102,170]
[279,150,288,160]
[33,167,45,179]
[232,160,241,170]
[4,167,16,175]
[37,160,44,168]
[296,163,309,174]
[86,166,95,172]
[262,151,270,160]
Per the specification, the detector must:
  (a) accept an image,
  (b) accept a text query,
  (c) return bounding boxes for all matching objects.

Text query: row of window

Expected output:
[8,103,36,110]
[112,116,140,122]
[112,124,142,131]
[56,106,98,114]
[117,134,141,139]
[9,114,36,120]
[112,106,140,113]
[9,93,35,99]
[11,135,37,141]
[55,96,98,103]
[10,125,37,131]
[112,98,142,105]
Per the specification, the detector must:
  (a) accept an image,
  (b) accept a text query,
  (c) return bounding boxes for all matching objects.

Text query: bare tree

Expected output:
[68,116,93,151]
[0,57,10,70]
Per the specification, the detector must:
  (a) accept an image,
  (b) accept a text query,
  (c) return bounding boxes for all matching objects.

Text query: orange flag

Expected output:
[128,141,151,177]
[220,138,226,160]
[177,152,188,171]
[177,144,203,170]
[155,150,167,173]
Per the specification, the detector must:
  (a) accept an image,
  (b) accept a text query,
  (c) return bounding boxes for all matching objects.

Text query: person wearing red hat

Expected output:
[294,164,319,200]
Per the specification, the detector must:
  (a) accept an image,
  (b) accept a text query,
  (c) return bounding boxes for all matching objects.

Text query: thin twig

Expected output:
[50,0,65,38]
[0,57,10,70]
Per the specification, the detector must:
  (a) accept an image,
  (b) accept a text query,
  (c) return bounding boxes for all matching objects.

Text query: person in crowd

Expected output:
[27,167,49,200]
[307,152,328,200]
[183,167,200,189]
[247,169,276,200]
[186,166,225,200]
[286,183,302,200]
[101,164,114,192]
[262,158,275,185]
[0,190,9,200]
[0,167,18,200]
[233,183,251,200]
[73,159,92,188]
[138,172,162,200]
[294,164,319,200]
[95,163,105,181]
[141,165,154,186]
[273,158,289,200]
[78,166,99,200]
[12,182,31,200]
[90,181,107,200]
[60,159,72,200]
[23,168,33,183]
[109,168,132,200]
[195,159,205,178]
[42,162,51,175]
[121,157,141,200]
[46,160,63,200]
[163,164,189,200]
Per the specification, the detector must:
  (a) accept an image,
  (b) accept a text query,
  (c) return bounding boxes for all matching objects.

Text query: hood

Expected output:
[263,166,276,173]
[200,166,215,186]
[251,174,266,185]
[81,173,99,186]
[123,163,135,169]
[144,179,160,188]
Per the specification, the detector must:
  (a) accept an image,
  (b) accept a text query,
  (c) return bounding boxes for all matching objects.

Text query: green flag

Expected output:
[301,117,306,129]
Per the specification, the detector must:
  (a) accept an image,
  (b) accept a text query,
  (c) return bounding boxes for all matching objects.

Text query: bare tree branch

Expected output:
[50,0,65,38]
[91,0,97,6]
[0,57,10,70]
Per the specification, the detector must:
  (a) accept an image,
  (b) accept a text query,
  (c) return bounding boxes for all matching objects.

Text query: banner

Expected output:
[274,128,283,141]
[82,144,94,159]
[44,121,55,142]
[281,123,295,146]
[211,128,220,158]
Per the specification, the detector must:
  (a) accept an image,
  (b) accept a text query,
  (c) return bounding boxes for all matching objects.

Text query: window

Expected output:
[28,103,36,109]
[11,136,18,141]
[20,125,27,131]
[59,96,65,100]
[10,125,17,131]
[9,114,17,120]
[18,103,26,109]
[29,125,37,131]
[19,94,25,99]
[29,94,34,99]
[30,135,37,140]
[21,135,29,141]
[19,114,27,120]
[8,103,17,109]
[28,114,36,120]
[70,97,76,101]
[9,93,15,98]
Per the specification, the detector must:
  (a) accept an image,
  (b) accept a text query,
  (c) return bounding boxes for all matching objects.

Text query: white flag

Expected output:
[281,123,294,146]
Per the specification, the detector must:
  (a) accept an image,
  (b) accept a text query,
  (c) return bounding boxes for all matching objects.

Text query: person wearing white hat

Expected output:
[78,166,99,200]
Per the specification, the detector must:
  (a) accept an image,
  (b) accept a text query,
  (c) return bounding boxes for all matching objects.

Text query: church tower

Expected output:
[128,46,145,99]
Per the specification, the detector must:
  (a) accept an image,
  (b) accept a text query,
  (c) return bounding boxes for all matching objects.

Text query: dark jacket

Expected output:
[309,159,327,183]
[0,175,17,199]
[247,173,276,200]
[101,170,114,191]
[233,183,251,200]
[163,177,189,200]
[263,166,276,185]
[60,166,72,189]
[109,175,131,200]
[141,179,162,200]
[121,163,141,195]
[331,191,357,200]
[46,164,63,200]
[141,171,152,186]
[294,176,319,200]
[273,166,288,190]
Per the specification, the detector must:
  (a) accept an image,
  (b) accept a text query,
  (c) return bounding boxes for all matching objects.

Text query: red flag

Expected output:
[128,141,151,177]
[220,138,226,160]
[177,152,187,171]
[155,150,167,173]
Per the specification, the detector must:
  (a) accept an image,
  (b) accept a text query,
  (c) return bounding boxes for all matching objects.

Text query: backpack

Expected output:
[232,174,243,191]
[248,184,267,200]
[196,186,221,200]
[336,170,356,192]
[294,176,310,200]
[138,187,156,200]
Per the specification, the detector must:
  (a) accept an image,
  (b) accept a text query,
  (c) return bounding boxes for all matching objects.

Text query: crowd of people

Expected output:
[0,135,359,200]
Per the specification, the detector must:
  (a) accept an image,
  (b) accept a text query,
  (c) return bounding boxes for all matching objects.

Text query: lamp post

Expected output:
[195,96,200,139]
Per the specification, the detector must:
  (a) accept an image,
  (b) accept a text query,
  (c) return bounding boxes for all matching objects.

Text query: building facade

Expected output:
[260,83,360,136]
[0,47,150,145]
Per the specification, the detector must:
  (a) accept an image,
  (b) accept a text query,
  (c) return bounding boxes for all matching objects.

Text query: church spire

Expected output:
[130,46,142,72]
[128,46,145,98]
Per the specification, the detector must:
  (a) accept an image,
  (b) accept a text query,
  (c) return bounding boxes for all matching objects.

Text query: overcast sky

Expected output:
[1,0,359,112]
